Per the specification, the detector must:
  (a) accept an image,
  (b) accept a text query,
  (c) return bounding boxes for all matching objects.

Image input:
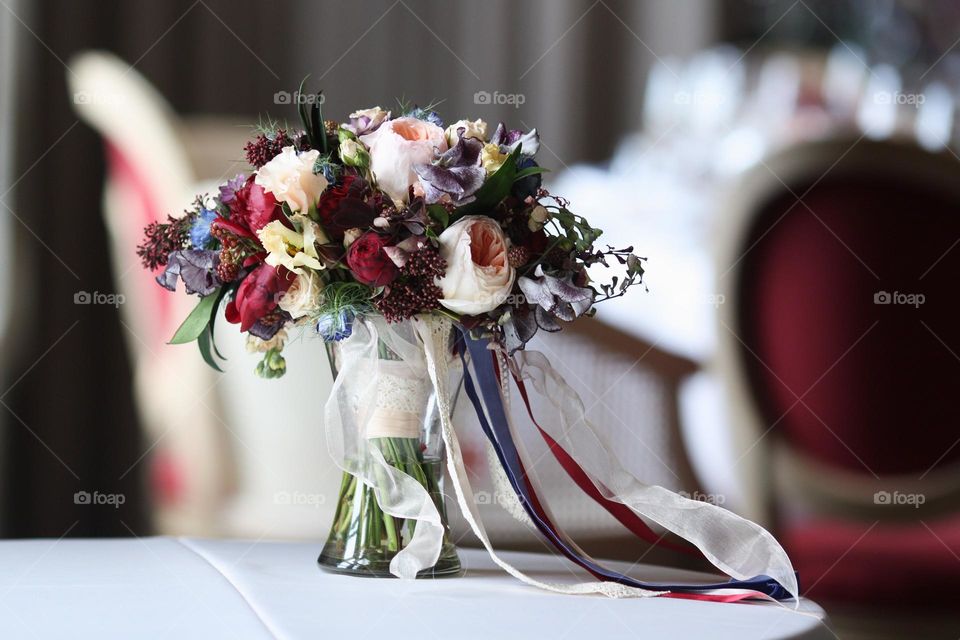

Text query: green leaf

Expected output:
[206,286,229,361]
[514,166,548,181]
[169,289,222,345]
[197,327,224,372]
[427,204,449,228]
[451,145,522,219]
[297,76,311,141]
[310,93,324,152]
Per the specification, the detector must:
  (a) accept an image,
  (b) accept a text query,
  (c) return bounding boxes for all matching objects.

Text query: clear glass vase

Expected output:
[317,320,461,578]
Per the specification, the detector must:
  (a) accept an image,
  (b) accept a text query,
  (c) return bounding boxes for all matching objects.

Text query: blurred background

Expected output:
[2,0,960,637]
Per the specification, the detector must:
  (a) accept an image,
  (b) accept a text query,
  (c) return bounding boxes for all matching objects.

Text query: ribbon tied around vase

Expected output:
[324,314,799,602]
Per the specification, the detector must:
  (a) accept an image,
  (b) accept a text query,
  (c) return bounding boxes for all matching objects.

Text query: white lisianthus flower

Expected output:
[255,146,327,213]
[347,106,390,134]
[444,118,488,147]
[436,216,515,315]
[360,117,447,203]
[258,214,327,273]
[279,270,323,319]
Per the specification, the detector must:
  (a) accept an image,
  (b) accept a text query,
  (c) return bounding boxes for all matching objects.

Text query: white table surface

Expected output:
[0,537,832,639]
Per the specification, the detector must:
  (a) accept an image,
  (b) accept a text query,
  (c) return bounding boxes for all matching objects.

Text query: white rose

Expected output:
[436,216,515,315]
[444,118,488,147]
[279,270,323,319]
[255,146,327,213]
[360,117,447,203]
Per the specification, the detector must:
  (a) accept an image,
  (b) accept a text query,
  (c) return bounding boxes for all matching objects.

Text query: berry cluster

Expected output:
[402,244,446,278]
[375,281,444,323]
[508,245,529,268]
[136,214,191,270]
[244,129,310,168]
[375,245,447,323]
[211,225,246,282]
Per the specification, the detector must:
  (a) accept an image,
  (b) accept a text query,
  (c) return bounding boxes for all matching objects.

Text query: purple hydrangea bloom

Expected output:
[248,310,290,341]
[490,123,540,157]
[156,250,221,296]
[518,266,594,323]
[219,174,246,205]
[413,136,485,205]
[504,266,594,352]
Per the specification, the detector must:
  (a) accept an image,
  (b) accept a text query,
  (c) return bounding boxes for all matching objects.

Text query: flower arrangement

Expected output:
[135,87,799,600]
[137,90,645,376]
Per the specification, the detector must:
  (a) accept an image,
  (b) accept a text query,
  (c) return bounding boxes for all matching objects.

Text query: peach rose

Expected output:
[360,116,447,203]
[436,216,515,315]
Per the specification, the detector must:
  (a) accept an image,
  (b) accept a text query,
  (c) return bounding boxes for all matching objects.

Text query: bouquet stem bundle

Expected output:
[319,332,460,577]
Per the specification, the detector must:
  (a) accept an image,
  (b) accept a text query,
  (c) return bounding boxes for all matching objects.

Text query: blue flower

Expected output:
[190,208,218,249]
[317,310,354,342]
[405,107,444,128]
[512,158,542,200]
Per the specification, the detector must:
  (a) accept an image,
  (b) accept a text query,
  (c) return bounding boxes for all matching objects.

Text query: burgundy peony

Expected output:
[346,232,399,287]
[225,263,293,332]
[213,175,283,240]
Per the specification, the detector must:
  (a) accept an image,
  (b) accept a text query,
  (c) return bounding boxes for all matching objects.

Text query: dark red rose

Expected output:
[213,176,283,240]
[316,175,377,240]
[316,175,355,239]
[346,232,399,287]
[225,263,293,332]
[524,229,548,255]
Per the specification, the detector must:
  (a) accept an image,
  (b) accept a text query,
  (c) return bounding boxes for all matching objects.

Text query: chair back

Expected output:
[716,138,960,520]
[69,51,237,533]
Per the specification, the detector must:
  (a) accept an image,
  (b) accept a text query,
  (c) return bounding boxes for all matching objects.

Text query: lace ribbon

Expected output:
[323,317,443,578]
[326,314,797,602]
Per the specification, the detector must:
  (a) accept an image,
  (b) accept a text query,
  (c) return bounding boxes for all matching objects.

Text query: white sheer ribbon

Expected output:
[323,317,443,578]
[413,315,663,597]
[513,349,799,601]
[326,314,797,601]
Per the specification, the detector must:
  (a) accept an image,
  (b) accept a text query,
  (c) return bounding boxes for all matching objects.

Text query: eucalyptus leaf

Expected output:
[311,93,324,152]
[207,287,229,361]
[513,166,548,181]
[297,77,310,142]
[427,204,449,227]
[198,327,224,372]
[169,289,222,345]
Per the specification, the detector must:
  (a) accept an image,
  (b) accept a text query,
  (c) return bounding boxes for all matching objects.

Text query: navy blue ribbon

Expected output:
[457,329,794,600]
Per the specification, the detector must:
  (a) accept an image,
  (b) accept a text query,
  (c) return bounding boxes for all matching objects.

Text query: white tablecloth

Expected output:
[0,538,831,639]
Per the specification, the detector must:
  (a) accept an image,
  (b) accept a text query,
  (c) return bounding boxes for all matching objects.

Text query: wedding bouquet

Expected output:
[137,88,797,601]
[137,98,643,375]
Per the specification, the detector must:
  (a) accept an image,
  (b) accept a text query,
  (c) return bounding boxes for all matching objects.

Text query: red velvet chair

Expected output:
[716,139,960,621]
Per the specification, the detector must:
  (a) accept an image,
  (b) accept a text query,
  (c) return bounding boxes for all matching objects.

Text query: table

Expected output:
[0,538,832,639]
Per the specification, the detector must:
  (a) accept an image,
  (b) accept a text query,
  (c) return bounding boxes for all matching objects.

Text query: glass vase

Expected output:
[317,319,461,577]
